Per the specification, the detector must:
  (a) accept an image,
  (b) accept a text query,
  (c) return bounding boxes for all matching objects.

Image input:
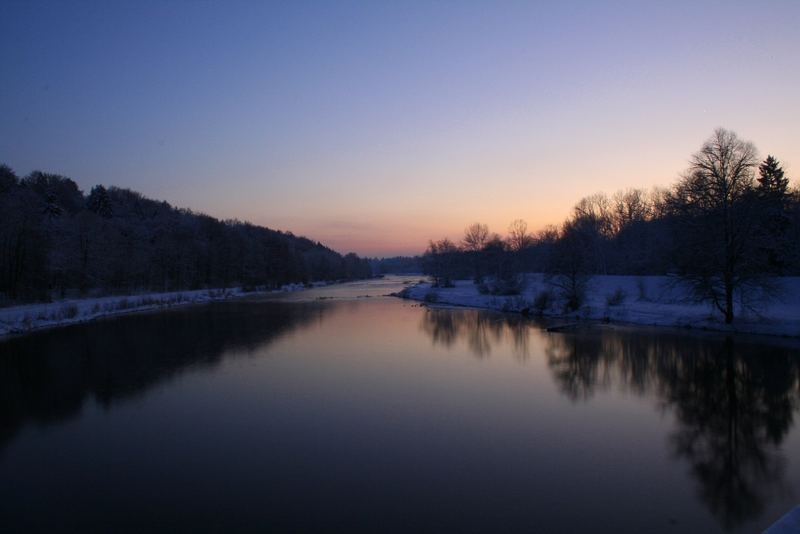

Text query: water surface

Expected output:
[1,276,799,533]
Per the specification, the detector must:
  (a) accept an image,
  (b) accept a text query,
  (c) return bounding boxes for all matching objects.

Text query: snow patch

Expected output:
[0,283,309,338]
[399,274,800,337]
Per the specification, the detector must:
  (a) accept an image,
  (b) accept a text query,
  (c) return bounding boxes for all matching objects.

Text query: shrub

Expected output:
[505,295,530,312]
[61,304,79,319]
[483,275,524,296]
[636,277,649,301]
[493,278,522,296]
[548,273,589,312]
[533,290,552,314]
[606,288,626,306]
[424,290,440,303]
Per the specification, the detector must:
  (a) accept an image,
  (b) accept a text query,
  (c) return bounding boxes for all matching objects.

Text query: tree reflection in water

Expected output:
[420,307,533,360]
[0,300,331,454]
[420,310,800,530]
[659,337,798,529]
[545,329,800,528]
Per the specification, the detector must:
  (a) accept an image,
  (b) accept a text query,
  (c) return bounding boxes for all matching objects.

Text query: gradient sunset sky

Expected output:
[1,1,798,256]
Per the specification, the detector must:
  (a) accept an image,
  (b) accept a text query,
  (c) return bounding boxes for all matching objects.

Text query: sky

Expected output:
[1,1,799,257]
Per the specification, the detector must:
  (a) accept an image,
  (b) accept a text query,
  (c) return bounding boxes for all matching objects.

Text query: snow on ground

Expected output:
[0,282,312,338]
[399,274,800,337]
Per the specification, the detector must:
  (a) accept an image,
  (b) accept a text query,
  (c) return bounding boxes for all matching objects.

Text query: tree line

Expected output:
[370,256,423,275]
[0,166,372,304]
[422,129,800,323]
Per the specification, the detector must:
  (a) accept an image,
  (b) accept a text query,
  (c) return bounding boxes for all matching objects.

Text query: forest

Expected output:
[421,129,800,323]
[0,166,372,304]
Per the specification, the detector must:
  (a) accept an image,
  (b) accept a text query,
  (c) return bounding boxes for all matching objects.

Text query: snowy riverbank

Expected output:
[0,282,316,338]
[398,274,800,337]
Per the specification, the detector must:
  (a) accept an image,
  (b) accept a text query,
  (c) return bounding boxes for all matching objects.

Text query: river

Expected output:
[1,276,799,533]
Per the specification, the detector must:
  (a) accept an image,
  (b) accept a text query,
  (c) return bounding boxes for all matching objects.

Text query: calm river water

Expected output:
[1,276,799,533]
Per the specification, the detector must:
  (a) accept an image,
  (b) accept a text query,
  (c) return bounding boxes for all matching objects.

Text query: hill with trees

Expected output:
[0,166,372,304]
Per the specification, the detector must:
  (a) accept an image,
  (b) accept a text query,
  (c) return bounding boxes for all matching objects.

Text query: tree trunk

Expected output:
[724,277,734,324]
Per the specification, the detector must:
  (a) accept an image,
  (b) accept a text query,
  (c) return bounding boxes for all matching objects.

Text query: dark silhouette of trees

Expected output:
[0,166,372,304]
[416,128,800,324]
[422,238,462,287]
[462,222,490,282]
[369,256,423,274]
[87,184,113,218]
[611,188,651,233]
[758,155,789,196]
[507,219,533,252]
[668,129,765,323]
[462,222,489,252]
[755,156,793,272]
[547,221,591,311]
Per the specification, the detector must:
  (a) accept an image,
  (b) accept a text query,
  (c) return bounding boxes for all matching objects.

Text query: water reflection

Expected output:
[659,338,798,529]
[420,308,534,360]
[420,310,800,530]
[2,299,799,532]
[0,300,331,453]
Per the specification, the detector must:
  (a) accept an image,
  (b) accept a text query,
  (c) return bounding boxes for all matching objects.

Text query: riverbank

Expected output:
[0,282,319,338]
[397,274,800,337]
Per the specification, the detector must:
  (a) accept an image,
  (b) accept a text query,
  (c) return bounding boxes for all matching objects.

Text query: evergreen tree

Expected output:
[87,185,113,218]
[0,164,18,193]
[757,155,789,197]
[756,156,792,271]
[42,191,63,218]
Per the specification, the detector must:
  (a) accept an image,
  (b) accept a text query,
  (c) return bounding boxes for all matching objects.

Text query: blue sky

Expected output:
[2,1,799,255]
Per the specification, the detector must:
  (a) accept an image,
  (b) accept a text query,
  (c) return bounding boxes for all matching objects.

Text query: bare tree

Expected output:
[611,188,651,233]
[649,186,672,219]
[566,194,614,274]
[573,193,614,237]
[535,225,559,244]
[462,222,489,251]
[507,219,533,252]
[546,221,591,311]
[669,128,763,324]
[423,238,460,287]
